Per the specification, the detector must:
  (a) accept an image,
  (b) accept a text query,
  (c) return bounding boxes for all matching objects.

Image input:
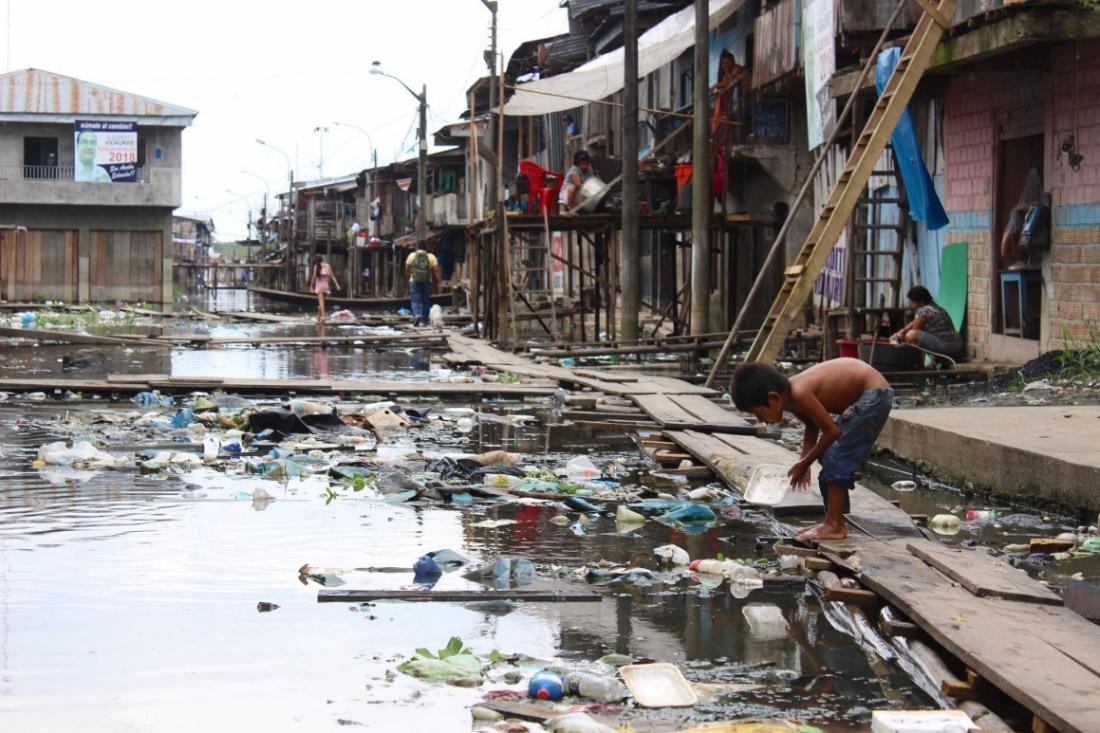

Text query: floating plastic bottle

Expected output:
[562,671,627,702]
[688,559,762,583]
[483,473,524,490]
[930,514,962,535]
[528,669,564,701]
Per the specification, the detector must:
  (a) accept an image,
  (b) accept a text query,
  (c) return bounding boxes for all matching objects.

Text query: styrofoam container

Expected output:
[870,710,976,733]
[619,663,698,708]
[743,464,790,506]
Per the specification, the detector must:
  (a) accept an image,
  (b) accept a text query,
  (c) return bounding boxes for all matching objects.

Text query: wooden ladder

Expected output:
[504,211,559,345]
[851,145,910,321]
[746,0,956,364]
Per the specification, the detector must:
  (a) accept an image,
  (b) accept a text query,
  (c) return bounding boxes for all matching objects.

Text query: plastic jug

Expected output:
[562,671,627,702]
[528,669,564,701]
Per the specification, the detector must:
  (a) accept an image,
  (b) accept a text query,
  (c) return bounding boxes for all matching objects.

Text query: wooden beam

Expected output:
[823,587,881,606]
[317,589,602,603]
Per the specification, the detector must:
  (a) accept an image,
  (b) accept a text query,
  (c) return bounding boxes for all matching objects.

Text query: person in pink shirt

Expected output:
[309,254,340,323]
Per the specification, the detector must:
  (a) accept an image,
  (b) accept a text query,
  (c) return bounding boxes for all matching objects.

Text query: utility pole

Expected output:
[479,1,498,206]
[690,0,710,335]
[417,84,428,245]
[621,0,640,341]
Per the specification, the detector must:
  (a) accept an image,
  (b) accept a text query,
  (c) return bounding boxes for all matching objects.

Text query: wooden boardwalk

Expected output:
[446,335,753,433]
[667,428,1100,733]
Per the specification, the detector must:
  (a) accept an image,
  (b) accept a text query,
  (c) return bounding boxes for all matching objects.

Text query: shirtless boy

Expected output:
[730,358,894,540]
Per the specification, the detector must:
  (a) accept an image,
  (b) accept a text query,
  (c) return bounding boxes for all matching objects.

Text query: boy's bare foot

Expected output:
[797,521,847,541]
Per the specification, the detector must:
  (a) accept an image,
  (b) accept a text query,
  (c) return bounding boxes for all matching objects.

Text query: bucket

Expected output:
[837,339,859,359]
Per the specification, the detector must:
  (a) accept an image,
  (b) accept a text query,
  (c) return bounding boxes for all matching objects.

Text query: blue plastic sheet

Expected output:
[876,48,948,231]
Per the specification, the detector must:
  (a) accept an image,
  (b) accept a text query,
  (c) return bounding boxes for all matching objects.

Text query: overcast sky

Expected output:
[3,0,566,240]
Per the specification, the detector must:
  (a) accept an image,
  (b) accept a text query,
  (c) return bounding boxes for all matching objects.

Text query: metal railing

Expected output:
[0,165,152,182]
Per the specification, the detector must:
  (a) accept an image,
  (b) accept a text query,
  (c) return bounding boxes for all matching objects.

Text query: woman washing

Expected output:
[892,285,962,358]
[309,254,341,323]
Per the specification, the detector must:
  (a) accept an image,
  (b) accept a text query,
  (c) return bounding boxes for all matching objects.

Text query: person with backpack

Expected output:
[404,245,441,326]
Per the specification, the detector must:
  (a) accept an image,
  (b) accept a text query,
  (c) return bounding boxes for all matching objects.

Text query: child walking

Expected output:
[731,358,894,540]
[309,254,340,323]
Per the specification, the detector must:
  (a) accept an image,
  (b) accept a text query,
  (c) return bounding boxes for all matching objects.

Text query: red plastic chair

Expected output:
[519,160,563,215]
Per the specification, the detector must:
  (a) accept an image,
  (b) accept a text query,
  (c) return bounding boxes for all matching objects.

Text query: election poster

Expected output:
[802,0,836,149]
[74,120,138,182]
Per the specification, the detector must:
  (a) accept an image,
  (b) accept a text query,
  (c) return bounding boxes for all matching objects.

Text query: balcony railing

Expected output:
[1,165,151,183]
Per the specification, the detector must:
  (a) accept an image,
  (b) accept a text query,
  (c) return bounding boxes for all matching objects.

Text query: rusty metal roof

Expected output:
[0,68,197,124]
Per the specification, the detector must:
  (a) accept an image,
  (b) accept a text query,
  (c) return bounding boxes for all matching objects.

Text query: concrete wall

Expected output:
[0,121,183,207]
[0,204,173,303]
[941,41,1100,362]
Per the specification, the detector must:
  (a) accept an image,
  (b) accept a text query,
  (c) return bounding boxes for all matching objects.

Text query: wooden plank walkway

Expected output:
[825,540,1100,733]
[667,428,1100,733]
[445,335,706,394]
[905,540,1063,605]
[634,394,754,433]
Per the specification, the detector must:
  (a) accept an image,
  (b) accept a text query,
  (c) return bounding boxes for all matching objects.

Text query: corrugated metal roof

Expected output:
[0,68,197,121]
[568,0,618,20]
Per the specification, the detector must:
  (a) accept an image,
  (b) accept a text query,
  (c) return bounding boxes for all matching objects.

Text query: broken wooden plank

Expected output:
[822,587,881,606]
[827,539,1100,733]
[667,393,754,433]
[906,541,1063,606]
[634,394,701,428]
[317,589,602,603]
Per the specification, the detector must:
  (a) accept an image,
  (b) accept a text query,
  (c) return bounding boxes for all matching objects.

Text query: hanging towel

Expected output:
[875,48,949,231]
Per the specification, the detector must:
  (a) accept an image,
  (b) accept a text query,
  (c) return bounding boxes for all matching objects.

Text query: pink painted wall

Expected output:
[941,40,1100,359]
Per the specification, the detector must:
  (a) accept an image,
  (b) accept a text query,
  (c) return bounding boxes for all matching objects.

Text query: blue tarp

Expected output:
[876,48,949,231]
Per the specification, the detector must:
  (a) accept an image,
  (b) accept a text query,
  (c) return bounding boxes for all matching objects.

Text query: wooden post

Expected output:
[690,0,710,334]
[620,0,640,341]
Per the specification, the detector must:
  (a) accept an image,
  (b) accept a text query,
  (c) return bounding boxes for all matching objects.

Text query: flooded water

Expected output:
[0,311,1093,731]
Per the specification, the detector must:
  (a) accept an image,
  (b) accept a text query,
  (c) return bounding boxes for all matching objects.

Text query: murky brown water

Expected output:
[0,304,1093,731]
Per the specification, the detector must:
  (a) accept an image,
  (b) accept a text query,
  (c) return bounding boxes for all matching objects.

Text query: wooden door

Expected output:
[0,229,77,302]
[90,230,164,303]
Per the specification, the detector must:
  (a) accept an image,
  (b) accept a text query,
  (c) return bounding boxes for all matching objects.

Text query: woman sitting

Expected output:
[892,285,962,357]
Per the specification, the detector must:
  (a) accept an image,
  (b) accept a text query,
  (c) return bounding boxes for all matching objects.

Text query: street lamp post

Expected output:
[478,1,498,206]
[370,62,428,248]
[257,139,296,290]
[313,126,330,178]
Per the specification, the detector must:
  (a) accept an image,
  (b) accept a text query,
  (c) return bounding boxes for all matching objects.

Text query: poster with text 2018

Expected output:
[74,120,138,182]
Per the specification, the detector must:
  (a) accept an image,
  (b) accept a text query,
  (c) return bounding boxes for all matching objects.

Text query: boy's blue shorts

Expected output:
[818,387,895,513]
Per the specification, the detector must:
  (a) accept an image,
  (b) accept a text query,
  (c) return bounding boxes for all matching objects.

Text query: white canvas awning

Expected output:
[504,0,744,117]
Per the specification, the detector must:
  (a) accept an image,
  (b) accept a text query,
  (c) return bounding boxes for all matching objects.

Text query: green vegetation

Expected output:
[1057,322,1100,380]
[414,637,472,661]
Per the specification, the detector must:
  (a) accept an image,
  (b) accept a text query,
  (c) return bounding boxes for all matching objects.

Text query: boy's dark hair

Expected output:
[907,285,933,305]
[731,362,790,410]
[573,149,591,165]
[720,50,736,65]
